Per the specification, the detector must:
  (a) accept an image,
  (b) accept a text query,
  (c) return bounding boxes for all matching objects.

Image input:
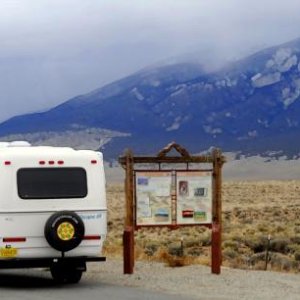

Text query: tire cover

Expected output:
[44,211,85,252]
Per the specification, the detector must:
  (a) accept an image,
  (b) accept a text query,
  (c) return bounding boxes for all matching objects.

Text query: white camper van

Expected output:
[0,142,107,283]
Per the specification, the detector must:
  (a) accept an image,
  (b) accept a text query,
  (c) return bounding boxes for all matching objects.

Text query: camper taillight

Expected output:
[83,235,101,240]
[39,160,65,165]
[3,237,26,243]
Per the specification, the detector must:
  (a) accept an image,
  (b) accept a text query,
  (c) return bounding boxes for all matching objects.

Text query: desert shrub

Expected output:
[291,236,300,244]
[249,252,266,265]
[228,233,245,243]
[107,220,113,228]
[272,210,281,217]
[223,248,238,259]
[270,253,295,271]
[167,243,184,257]
[144,241,160,256]
[245,236,267,253]
[186,247,203,256]
[275,225,285,233]
[256,223,270,233]
[199,232,211,246]
[242,218,253,224]
[223,211,231,220]
[184,238,201,248]
[233,207,243,217]
[223,240,239,251]
[294,252,300,261]
[196,226,207,234]
[159,250,193,267]
[224,255,250,269]
[102,242,122,257]
[269,238,290,254]
[244,228,256,235]
[237,211,248,220]
[286,244,300,253]
[255,261,267,271]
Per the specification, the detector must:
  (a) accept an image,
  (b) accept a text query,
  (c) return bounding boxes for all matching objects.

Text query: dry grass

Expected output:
[103,181,300,272]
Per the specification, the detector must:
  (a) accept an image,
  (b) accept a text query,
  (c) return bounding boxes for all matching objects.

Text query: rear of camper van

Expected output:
[0,142,107,283]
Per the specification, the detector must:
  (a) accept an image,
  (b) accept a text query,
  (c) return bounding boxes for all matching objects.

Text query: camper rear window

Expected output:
[17,168,87,199]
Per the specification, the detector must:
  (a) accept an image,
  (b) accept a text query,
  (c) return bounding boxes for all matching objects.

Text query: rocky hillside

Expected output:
[1,38,300,158]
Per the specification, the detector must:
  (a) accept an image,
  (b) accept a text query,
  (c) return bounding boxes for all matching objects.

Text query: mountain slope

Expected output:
[1,39,300,158]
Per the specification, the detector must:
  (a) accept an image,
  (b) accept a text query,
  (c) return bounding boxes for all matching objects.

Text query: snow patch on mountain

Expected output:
[278,55,298,72]
[265,48,298,72]
[148,79,161,87]
[203,125,222,135]
[248,130,258,137]
[215,77,237,88]
[131,87,144,101]
[253,48,299,89]
[257,119,269,128]
[251,72,281,88]
[165,115,187,131]
[203,83,214,91]
[282,87,290,98]
[286,118,299,127]
[166,116,181,131]
[282,89,300,108]
[281,78,300,108]
[168,84,187,92]
[273,48,292,65]
[170,88,185,98]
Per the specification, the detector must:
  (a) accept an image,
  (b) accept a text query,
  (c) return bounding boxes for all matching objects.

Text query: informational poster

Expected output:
[135,170,213,226]
[135,171,172,225]
[176,171,212,224]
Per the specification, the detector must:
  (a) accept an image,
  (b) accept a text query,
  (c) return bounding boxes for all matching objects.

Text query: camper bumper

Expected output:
[0,256,106,269]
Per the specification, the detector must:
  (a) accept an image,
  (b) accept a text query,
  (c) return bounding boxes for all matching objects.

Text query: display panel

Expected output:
[176,171,212,224]
[135,171,173,225]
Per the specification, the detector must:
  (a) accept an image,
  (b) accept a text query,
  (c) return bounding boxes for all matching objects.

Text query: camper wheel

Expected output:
[50,265,83,284]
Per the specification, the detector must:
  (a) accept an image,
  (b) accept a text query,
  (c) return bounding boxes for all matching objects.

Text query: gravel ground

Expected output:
[86,258,300,300]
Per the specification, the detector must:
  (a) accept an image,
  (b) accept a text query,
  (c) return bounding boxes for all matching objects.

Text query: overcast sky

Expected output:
[1,0,300,122]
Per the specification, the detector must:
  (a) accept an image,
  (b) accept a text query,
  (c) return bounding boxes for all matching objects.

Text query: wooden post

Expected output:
[125,149,134,227]
[123,226,134,274]
[211,148,223,274]
[123,150,135,274]
[211,222,221,274]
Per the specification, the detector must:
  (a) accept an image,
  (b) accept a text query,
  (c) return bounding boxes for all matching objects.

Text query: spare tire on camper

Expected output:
[44,211,85,252]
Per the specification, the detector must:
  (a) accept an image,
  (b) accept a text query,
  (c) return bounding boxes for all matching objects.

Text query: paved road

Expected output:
[0,269,195,300]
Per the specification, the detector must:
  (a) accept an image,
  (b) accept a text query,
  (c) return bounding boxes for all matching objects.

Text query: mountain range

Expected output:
[1,38,300,159]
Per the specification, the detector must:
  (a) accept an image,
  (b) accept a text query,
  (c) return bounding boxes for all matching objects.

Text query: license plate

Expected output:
[0,247,18,258]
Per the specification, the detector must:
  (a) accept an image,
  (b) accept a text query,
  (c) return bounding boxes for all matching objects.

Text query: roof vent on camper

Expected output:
[8,141,31,147]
